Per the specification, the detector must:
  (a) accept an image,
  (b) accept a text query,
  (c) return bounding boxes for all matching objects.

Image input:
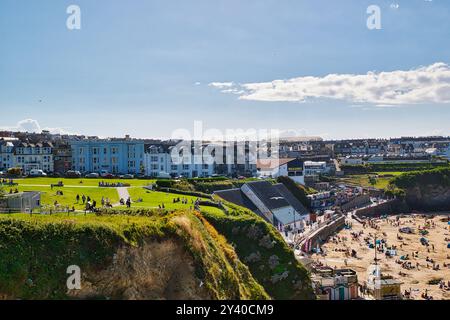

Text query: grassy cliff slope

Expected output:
[0,212,268,300]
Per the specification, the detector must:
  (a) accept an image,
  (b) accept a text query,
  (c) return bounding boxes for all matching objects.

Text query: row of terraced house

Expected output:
[1,134,257,178]
[2,132,449,178]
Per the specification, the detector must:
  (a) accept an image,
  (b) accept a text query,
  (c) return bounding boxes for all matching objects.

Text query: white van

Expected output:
[29,169,47,177]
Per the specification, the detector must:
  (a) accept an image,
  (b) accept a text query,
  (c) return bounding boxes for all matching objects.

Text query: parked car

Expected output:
[100,170,112,178]
[29,169,47,177]
[85,173,100,178]
[66,170,82,178]
[123,174,134,179]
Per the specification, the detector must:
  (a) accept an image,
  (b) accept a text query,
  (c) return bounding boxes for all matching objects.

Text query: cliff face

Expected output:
[67,240,211,300]
[0,208,316,300]
[391,167,450,212]
[405,184,450,211]
[0,212,271,300]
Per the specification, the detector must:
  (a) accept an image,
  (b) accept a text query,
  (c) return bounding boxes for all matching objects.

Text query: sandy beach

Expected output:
[312,213,450,300]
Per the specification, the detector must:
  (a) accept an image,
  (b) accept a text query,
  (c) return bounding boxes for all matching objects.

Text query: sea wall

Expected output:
[354,199,408,218]
[309,215,346,248]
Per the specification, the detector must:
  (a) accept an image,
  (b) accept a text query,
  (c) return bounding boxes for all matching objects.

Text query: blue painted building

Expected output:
[71,138,145,175]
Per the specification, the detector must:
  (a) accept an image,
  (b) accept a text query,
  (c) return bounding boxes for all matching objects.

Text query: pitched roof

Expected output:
[273,183,309,215]
[213,188,261,215]
[245,181,290,210]
[273,209,303,225]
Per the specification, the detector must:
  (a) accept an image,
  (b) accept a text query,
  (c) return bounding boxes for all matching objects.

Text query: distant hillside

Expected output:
[390,167,450,211]
[0,207,314,300]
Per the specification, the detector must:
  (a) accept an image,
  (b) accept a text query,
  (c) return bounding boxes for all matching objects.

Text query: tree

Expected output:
[369,175,378,187]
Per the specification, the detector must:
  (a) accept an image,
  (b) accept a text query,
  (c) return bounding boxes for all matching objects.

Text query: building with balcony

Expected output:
[304,161,328,177]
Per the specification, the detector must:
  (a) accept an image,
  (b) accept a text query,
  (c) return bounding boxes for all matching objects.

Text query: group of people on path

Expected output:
[157,197,202,211]
[98,181,126,188]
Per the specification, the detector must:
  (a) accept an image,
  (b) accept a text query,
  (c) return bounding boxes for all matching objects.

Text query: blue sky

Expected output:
[1,0,449,139]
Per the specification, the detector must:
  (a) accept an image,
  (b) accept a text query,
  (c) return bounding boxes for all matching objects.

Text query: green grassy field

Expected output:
[7,185,120,210]
[336,172,399,189]
[123,187,214,211]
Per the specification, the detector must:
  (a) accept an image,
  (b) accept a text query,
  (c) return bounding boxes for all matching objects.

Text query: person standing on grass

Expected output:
[126,197,131,208]
[76,194,80,203]
[82,195,86,204]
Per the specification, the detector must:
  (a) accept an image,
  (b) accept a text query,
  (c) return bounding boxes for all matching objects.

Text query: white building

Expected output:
[144,144,215,178]
[304,161,328,176]
[215,181,310,231]
[257,158,305,184]
[14,142,54,174]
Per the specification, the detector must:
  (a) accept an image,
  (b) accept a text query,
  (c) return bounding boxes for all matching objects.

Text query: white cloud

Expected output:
[17,119,41,133]
[0,119,74,135]
[209,63,450,106]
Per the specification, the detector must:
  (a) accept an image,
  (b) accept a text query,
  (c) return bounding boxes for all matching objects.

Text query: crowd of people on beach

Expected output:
[320,214,450,300]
